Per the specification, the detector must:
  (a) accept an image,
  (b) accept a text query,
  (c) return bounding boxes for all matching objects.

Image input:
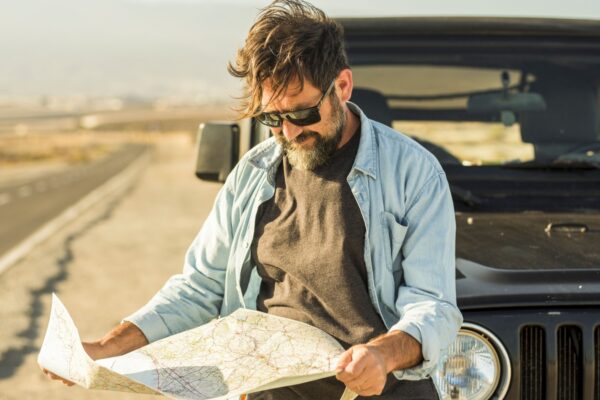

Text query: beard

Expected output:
[275,95,345,171]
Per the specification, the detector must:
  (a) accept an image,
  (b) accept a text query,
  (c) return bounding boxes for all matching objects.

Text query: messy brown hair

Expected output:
[227,0,349,118]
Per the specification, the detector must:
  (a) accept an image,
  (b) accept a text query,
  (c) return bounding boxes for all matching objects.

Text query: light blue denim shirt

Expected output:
[125,102,463,380]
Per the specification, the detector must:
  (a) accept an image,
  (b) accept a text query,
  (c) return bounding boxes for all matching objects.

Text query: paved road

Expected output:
[0,144,150,258]
[0,135,220,399]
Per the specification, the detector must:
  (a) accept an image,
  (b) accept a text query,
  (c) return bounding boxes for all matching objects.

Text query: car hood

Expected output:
[455,212,600,309]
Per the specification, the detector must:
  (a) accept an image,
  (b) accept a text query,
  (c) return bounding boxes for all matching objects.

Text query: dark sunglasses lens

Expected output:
[286,108,321,126]
[257,112,282,127]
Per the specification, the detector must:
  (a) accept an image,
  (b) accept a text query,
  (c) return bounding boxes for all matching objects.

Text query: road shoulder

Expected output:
[0,134,222,400]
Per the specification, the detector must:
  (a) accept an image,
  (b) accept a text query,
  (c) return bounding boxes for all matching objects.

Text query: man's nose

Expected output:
[281,119,303,142]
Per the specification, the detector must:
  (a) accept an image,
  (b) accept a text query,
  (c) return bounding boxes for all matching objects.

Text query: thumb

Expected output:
[335,349,354,372]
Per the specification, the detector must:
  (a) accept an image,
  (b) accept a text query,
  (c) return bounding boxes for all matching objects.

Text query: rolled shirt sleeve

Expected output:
[389,172,463,380]
[123,178,236,343]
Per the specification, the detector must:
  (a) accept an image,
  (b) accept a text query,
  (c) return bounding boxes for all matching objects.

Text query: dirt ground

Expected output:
[0,133,222,399]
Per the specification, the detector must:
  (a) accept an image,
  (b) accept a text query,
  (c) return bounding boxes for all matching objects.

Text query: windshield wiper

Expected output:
[501,160,600,170]
[552,159,600,169]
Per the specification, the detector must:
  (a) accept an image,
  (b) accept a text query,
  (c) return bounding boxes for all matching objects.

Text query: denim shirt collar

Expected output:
[347,101,377,180]
[247,139,282,170]
[246,101,377,179]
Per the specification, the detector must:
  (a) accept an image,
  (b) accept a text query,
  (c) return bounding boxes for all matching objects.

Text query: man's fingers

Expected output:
[41,367,75,386]
[341,376,369,390]
[356,384,380,397]
[343,378,378,396]
[343,374,384,397]
[344,354,368,376]
[336,347,371,382]
[336,361,385,395]
[335,349,353,372]
[336,358,369,383]
[334,345,389,396]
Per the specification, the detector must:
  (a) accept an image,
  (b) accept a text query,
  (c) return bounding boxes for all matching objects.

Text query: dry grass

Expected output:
[0,130,190,167]
[0,137,113,165]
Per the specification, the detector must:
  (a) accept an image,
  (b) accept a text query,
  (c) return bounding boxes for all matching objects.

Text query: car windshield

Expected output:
[352,64,600,213]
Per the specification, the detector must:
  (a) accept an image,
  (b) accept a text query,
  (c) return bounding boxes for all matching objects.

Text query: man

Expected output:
[44,1,462,398]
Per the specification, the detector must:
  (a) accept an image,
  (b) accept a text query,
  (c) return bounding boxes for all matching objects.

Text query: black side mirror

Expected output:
[195,122,240,182]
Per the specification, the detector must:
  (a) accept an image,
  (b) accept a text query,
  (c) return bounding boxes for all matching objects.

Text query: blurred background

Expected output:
[0,0,599,399]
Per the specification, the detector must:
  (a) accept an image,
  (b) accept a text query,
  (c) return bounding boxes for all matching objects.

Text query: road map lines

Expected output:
[39,295,353,400]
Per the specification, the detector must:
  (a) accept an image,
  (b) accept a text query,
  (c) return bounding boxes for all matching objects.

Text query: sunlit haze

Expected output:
[1,0,599,106]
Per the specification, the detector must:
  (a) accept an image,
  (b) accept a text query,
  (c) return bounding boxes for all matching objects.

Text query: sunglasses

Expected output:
[256,80,335,128]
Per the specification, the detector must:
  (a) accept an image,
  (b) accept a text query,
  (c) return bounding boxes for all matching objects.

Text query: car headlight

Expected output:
[432,323,510,400]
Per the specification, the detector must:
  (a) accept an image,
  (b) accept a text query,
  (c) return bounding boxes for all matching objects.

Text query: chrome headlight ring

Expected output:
[433,322,511,400]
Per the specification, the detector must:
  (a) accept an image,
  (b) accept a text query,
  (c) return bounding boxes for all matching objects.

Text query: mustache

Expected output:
[275,130,320,148]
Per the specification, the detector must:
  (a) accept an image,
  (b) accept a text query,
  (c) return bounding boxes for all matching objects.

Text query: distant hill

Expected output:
[1,0,598,102]
[0,0,262,101]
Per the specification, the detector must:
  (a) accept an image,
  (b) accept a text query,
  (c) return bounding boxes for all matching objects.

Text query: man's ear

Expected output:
[335,69,353,103]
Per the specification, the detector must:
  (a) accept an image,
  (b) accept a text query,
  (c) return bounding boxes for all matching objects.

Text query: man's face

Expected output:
[260,78,345,170]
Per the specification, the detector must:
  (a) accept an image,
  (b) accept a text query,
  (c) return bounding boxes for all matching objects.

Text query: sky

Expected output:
[1,0,599,103]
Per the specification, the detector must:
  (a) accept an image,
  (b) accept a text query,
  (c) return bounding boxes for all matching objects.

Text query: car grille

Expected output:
[520,324,599,400]
[521,325,546,398]
[557,326,583,399]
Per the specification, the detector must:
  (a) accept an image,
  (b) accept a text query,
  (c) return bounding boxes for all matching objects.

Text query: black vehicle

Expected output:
[195,17,600,400]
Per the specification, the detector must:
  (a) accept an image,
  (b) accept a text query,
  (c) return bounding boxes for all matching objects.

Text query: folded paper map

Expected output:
[38,294,358,400]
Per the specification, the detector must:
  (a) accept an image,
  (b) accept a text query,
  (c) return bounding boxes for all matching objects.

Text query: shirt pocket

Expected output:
[381,211,408,272]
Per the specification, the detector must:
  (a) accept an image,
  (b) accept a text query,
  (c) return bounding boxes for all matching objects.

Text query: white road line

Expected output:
[18,186,32,198]
[0,150,152,275]
[0,193,10,206]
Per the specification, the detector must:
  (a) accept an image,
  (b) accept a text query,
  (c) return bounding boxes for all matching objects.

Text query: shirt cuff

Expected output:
[388,319,439,380]
[122,307,172,344]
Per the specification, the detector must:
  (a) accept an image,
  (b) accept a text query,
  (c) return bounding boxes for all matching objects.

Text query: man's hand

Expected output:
[42,369,75,386]
[335,330,423,396]
[40,321,148,387]
[41,342,109,386]
[40,343,103,385]
[335,344,388,396]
